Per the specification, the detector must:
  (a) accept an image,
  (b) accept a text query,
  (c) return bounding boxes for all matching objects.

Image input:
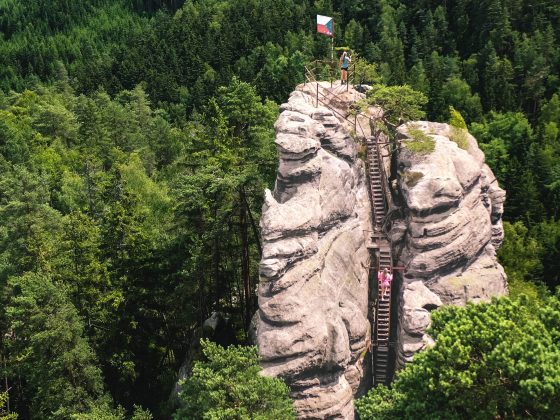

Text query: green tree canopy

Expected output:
[174,340,295,420]
[364,84,427,127]
[0,392,16,420]
[4,272,110,419]
[356,295,560,419]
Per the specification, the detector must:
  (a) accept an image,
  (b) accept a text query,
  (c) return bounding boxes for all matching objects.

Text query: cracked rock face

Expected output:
[393,122,508,368]
[257,84,371,419]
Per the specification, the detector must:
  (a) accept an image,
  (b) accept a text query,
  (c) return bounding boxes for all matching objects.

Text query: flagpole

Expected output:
[331,35,334,87]
[331,19,334,61]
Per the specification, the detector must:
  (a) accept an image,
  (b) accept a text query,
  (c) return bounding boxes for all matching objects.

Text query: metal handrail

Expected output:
[304,59,356,90]
[303,61,394,230]
[316,88,355,125]
[375,132,390,221]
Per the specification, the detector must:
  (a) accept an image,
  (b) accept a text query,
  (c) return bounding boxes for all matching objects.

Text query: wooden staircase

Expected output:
[365,136,394,387]
[374,247,393,386]
[365,137,387,226]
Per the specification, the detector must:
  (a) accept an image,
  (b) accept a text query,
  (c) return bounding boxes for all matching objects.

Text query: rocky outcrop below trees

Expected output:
[256,84,372,419]
[256,86,508,419]
[391,122,508,367]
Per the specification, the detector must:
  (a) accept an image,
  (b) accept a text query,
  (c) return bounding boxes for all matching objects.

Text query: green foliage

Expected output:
[365,84,427,126]
[0,392,16,420]
[498,221,543,285]
[448,107,469,150]
[498,221,548,305]
[449,129,469,150]
[406,128,431,143]
[352,58,381,86]
[0,1,148,94]
[448,106,467,129]
[5,272,109,418]
[357,295,560,419]
[361,83,428,158]
[404,127,435,155]
[442,78,483,123]
[531,220,560,289]
[1,77,278,420]
[171,78,277,333]
[0,0,560,417]
[70,403,152,420]
[471,111,547,223]
[375,0,406,84]
[174,340,295,420]
[471,112,535,162]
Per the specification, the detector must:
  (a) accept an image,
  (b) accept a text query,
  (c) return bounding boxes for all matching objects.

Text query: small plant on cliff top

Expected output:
[404,126,435,154]
[401,170,424,187]
[174,340,295,419]
[448,106,470,150]
[356,294,560,419]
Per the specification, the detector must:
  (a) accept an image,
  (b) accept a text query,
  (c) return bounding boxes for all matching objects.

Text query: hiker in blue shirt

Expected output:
[340,51,351,85]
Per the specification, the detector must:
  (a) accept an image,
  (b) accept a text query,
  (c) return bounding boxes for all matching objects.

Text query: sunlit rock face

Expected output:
[392,122,508,368]
[256,86,508,418]
[256,83,372,419]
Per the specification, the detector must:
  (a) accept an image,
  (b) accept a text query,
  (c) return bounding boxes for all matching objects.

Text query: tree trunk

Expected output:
[212,201,221,310]
[242,189,262,257]
[239,187,251,331]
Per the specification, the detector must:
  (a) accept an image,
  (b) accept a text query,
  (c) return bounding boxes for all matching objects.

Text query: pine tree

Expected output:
[174,340,295,419]
[357,295,560,419]
[5,273,110,418]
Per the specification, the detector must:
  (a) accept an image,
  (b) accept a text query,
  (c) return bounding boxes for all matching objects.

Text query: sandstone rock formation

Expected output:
[256,83,372,419]
[256,84,508,418]
[391,122,508,367]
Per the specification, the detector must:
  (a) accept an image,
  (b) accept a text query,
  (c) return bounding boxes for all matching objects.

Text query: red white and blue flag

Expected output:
[317,15,334,37]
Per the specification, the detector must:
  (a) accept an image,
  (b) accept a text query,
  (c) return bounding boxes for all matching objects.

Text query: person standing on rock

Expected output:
[378,267,393,300]
[340,50,351,85]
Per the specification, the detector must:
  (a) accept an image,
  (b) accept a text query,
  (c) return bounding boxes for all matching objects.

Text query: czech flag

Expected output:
[317,15,334,37]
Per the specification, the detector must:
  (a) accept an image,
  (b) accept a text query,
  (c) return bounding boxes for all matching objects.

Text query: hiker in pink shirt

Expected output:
[378,267,393,300]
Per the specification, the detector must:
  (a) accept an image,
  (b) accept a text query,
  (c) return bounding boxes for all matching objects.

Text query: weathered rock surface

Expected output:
[257,83,372,419]
[256,85,508,417]
[392,122,508,367]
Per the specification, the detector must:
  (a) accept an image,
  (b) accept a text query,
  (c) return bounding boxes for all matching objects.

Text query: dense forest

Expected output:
[0,0,559,418]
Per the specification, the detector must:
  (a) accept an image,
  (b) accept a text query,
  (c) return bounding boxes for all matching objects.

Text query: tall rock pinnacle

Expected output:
[256,85,507,419]
[257,84,372,419]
